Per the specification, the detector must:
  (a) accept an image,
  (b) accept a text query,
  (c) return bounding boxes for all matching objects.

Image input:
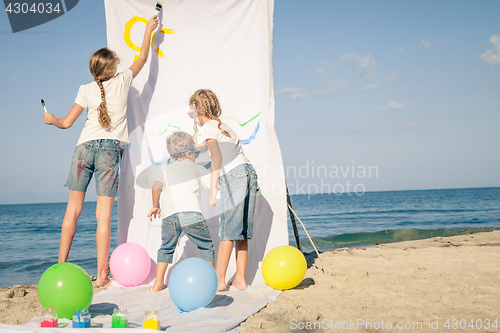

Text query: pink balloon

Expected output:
[110,242,151,287]
[141,258,157,285]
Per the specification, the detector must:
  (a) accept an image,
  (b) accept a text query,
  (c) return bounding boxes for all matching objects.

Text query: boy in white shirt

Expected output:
[147,131,214,291]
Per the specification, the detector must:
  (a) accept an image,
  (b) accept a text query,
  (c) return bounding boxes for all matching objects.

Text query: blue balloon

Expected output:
[168,258,218,312]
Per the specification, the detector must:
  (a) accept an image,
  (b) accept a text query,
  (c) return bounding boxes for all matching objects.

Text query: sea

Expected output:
[0,187,499,288]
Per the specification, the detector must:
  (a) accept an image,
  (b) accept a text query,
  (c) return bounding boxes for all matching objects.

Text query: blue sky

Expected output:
[1,1,499,203]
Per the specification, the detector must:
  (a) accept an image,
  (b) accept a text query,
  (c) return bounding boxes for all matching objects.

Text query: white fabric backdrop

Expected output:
[104,0,288,286]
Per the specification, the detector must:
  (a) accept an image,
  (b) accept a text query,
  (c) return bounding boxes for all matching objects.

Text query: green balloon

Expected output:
[38,263,93,319]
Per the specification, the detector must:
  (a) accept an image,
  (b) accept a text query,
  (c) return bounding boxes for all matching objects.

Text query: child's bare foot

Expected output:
[94,276,110,287]
[152,283,167,292]
[229,278,247,291]
[217,279,227,292]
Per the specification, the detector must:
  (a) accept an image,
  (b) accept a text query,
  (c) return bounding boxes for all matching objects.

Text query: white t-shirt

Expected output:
[199,120,250,175]
[153,159,211,219]
[74,69,133,146]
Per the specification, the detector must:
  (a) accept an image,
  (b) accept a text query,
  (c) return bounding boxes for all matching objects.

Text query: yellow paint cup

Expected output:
[143,310,160,330]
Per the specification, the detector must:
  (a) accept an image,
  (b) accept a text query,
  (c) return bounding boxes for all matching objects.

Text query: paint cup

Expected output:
[143,310,160,330]
[40,308,58,328]
[111,308,128,328]
[72,309,91,328]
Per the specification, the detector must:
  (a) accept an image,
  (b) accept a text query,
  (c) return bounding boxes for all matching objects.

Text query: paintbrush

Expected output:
[154,3,162,33]
[41,99,47,113]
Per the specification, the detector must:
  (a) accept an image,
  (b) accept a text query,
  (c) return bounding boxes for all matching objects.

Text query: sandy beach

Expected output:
[240,230,500,332]
[1,231,499,332]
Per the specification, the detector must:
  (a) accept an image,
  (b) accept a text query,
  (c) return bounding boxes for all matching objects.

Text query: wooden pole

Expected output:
[286,182,302,252]
[287,203,328,278]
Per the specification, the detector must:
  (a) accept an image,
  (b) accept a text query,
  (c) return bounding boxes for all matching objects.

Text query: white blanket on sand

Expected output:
[1,282,279,332]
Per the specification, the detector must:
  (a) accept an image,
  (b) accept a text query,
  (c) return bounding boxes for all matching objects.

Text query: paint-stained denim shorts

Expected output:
[158,212,214,263]
[65,139,120,197]
[219,163,258,241]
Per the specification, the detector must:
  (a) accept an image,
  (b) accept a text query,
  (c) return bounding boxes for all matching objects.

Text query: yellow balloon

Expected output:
[262,245,307,290]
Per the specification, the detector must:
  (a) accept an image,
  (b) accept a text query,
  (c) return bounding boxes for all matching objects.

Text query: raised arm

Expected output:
[129,15,159,79]
[43,103,84,129]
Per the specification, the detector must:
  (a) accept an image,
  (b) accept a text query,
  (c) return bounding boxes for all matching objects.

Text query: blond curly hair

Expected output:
[166,131,196,160]
[189,89,231,138]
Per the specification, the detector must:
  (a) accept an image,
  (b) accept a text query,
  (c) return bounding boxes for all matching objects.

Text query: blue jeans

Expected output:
[219,163,258,241]
[157,212,215,263]
[65,139,120,197]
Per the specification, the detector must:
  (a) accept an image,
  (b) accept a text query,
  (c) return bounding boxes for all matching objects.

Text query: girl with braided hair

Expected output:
[43,15,158,287]
[189,89,258,291]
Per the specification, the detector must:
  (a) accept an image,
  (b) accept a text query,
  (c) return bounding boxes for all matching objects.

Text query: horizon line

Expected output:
[0,185,499,206]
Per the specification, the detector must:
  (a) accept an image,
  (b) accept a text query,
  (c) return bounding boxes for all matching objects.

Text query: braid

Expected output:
[200,90,231,138]
[217,122,231,138]
[96,79,111,129]
[89,47,119,131]
[208,92,230,138]
[192,122,199,142]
